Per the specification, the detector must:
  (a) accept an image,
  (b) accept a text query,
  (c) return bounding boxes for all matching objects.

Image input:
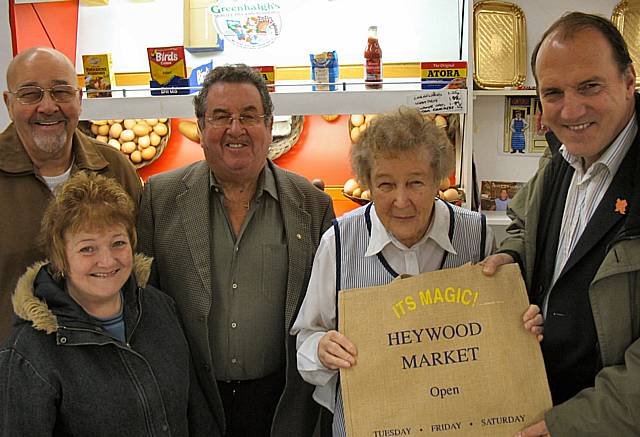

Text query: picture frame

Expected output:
[480,180,525,212]
[503,96,548,155]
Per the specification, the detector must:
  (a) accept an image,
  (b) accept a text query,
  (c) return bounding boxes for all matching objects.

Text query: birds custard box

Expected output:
[147,46,187,86]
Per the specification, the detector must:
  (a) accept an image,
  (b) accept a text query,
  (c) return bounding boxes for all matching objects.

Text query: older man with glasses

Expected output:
[137,64,335,437]
[0,47,142,345]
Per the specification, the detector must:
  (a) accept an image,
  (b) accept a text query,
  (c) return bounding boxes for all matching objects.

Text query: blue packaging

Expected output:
[310,51,339,91]
[150,61,213,95]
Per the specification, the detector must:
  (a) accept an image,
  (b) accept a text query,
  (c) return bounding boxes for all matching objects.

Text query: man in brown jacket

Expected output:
[0,47,142,344]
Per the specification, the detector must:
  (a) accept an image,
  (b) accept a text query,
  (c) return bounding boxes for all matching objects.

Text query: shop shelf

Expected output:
[80,85,468,120]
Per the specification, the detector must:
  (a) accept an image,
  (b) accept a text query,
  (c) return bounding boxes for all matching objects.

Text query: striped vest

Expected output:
[331,200,486,436]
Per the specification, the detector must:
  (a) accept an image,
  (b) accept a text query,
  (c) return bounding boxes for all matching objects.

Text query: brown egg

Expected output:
[130,150,142,164]
[350,126,361,143]
[123,119,136,130]
[107,139,121,150]
[153,123,168,136]
[435,115,448,129]
[442,188,459,202]
[133,123,150,137]
[137,135,151,149]
[90,124,99,135]
[95,135,108,144]
[149,132,162,146]
[120,129,135,142]
[352,187,363,198]
[350,114,364,127]
[120,141,136,154]
[360,189,371,200]
[109,123,123,139]
[343,178,359,195]
[321,114,339,122]
[97,124,110,136]
[141,146,157,161]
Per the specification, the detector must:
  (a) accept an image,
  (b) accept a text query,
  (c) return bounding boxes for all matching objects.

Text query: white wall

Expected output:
[76,0,469,74]
[0,0,12,129]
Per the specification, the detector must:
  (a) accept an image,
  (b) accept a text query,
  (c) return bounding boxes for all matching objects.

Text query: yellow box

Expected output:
[82,54,115,98]
[147,46,187,86]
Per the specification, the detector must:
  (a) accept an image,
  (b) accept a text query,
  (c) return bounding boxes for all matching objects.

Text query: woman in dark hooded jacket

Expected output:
[0,172,214,436]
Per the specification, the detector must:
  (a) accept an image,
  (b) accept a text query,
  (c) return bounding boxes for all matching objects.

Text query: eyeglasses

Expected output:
[205,113,270,128]
[8,84,80,105]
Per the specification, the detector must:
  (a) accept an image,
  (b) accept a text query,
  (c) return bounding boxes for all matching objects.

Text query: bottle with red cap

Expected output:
[364,26,382,89]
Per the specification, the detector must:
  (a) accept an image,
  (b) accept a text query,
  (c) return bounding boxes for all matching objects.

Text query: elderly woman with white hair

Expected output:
[291,107,543,437]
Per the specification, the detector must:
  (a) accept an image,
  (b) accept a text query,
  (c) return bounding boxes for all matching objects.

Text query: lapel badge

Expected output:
[615,198,628,215]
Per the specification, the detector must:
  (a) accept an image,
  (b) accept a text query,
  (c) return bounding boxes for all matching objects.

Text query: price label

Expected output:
[408,89,466,114]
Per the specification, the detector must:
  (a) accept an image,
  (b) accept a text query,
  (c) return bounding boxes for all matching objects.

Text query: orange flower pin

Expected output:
[615,198,628,215]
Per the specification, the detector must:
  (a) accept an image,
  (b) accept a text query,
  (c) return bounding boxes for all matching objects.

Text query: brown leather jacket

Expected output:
[0,123,142,344]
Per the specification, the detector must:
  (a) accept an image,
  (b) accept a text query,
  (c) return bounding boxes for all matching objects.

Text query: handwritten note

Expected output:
[408,89,466,113]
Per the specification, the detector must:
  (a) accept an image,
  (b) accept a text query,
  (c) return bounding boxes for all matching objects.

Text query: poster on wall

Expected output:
[502,96,548,155]
[211,0,282,49]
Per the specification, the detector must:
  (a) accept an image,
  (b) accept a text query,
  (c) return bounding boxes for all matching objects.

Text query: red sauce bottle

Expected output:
[364,26,382,89]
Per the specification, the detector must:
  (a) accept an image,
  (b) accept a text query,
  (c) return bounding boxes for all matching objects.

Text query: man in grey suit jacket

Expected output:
[137,64,335,437]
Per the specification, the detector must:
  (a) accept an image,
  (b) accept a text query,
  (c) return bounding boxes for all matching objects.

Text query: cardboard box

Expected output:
[147,46,187,86]
[254,66,275,92]
[82,54,115,98]
[421,61,467,89]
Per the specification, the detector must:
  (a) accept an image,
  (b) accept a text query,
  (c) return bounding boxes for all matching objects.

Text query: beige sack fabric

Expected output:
[338,263,552,437]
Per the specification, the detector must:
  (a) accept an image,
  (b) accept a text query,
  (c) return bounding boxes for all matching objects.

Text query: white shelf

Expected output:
[80,88,468,120]
[473,89,537,97]
[483,211,513,227]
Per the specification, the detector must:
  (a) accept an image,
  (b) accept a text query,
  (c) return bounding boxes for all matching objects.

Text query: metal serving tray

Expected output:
[612,0,640,87]
[473,1,527,89]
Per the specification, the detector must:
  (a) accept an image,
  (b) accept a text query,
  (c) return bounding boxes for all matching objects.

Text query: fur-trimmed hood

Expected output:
[11,253,153,334]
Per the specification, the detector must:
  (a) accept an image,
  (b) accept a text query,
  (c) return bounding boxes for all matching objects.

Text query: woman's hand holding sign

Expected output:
[318,330,358,369]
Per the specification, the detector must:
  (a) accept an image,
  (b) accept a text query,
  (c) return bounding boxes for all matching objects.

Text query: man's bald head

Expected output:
[3,46,82,170]
[6,47,76,90]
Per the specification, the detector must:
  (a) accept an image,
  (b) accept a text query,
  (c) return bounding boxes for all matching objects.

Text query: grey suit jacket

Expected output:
[137,159,335,436]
